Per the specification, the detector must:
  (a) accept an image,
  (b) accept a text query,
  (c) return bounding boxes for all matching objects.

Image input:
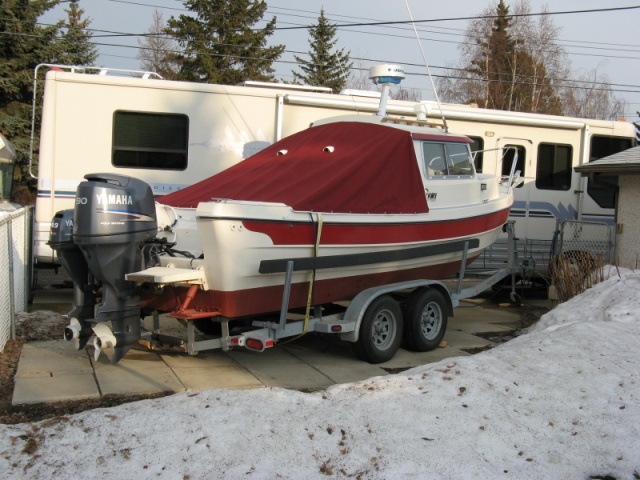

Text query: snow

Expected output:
[2,267,639,479]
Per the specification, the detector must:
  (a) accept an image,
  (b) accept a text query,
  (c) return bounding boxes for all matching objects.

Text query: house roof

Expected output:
[575,145,640,175]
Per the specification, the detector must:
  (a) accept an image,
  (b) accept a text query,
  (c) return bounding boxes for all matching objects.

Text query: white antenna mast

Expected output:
[404,0,449,132]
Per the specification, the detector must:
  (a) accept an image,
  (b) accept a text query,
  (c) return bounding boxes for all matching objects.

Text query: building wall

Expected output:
[616,175,640,269]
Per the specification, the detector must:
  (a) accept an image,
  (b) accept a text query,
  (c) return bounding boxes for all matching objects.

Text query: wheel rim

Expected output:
[420,302,443,340]
[372,308,397,350]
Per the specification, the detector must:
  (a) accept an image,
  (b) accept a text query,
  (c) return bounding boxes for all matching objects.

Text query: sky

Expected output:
[1,266,639,478]
[39,0,640,121]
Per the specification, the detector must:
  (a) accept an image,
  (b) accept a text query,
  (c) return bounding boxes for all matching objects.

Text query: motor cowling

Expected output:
[73,173,158,363]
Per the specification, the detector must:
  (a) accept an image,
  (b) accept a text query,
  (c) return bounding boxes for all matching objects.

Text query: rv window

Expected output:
[422,142,447,176]
[587,135,634,208]
[536,143,572,191]
[467,136,484,172]
[112,111,189,170]
[502,144,526,177]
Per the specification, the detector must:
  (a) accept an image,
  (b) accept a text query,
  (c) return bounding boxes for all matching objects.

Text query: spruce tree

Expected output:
[54,1,97,67]
[293,9,352,93]
[166,0,284,84]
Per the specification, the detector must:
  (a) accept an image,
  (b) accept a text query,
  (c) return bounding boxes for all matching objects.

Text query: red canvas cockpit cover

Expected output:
[160,121,429,214]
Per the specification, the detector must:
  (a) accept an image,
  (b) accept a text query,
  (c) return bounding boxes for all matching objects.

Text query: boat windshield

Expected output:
[422,141,474,178]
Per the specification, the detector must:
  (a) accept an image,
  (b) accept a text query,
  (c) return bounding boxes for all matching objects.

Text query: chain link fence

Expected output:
[551,220,614,301]
[0,206,32,352]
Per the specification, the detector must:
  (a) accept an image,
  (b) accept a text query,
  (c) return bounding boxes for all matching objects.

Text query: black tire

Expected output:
[353,295,403,364]
[402,288,448,352]
[193,318,222,336]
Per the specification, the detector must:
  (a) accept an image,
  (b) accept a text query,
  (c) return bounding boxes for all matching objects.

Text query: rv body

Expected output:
[34,67,636,274]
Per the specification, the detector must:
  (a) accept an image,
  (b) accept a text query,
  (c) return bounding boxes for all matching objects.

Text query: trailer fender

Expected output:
[340,279,453,343]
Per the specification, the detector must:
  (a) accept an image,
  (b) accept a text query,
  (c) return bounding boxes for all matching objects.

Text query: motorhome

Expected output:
[33,66,636,277]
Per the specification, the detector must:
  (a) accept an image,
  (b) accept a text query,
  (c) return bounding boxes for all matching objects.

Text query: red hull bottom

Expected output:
[143,256,477,319]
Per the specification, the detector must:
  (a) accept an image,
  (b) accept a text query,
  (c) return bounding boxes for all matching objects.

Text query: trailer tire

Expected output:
[402,288,448,352]
[353,295,403,364]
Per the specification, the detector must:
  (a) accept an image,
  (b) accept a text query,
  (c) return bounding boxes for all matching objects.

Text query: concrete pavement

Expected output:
[13,285,524,406]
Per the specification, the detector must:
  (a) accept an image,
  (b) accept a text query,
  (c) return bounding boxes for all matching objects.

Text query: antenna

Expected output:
[369,64,405,117]
[404,0,449,132]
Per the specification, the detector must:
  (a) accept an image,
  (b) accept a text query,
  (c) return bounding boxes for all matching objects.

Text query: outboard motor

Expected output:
[73,173,157,363]
[49,209,97,350]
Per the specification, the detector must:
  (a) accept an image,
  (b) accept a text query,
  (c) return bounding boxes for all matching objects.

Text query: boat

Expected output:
[141,113,514,321]
[55,65,516,363]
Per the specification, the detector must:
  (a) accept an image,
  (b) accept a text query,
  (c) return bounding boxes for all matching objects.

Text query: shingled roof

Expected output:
[575,145,640,175]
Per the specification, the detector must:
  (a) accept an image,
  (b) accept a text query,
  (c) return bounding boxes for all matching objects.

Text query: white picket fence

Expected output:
[0,206,32,352]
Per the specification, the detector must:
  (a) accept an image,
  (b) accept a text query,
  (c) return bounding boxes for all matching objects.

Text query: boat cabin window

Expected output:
[112,110,189,170]
[536,143,573,191]
[422,141,474,178]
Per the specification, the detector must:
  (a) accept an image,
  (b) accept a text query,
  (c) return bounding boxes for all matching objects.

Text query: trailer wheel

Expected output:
[402,288,448,352]
[353,295,403,364]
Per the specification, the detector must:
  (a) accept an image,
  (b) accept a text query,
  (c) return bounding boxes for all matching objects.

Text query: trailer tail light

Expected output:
[245,338,275,352]
[331,325,342,332]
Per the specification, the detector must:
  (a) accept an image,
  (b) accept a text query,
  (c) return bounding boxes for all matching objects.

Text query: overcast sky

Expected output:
[40,0,640,119]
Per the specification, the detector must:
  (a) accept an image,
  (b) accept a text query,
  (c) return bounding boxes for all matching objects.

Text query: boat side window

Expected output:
[536,143,572,191]
[112,110,189,170]
[446,142,474,176]
[422,142,447,176]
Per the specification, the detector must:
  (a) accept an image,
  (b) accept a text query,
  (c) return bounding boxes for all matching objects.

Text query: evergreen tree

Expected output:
[438,0,562,115]
[293,9,352,93]
[468,0,516,110]
[166,0,284,84]
[54,1,97,66]
[0,0,61,181]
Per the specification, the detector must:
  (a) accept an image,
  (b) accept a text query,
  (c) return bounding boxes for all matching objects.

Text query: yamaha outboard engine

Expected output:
[49,209,97,350]
[73,173,157,363]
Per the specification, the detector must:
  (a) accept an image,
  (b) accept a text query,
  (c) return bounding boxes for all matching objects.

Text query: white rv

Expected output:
[33,66,636,275]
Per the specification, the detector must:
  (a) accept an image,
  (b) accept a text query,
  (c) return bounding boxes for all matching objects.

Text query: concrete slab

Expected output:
[378,346,470,370]
[16,341,93,378]
[442,330,495,348]
[453,305,520,327]
[227,348,334,390]
[91,348,186,396]
[449,315,516,335]
[12,373,100,405]
[282,339,388,384]
[160,350,265,390]
[171,366,265,391]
